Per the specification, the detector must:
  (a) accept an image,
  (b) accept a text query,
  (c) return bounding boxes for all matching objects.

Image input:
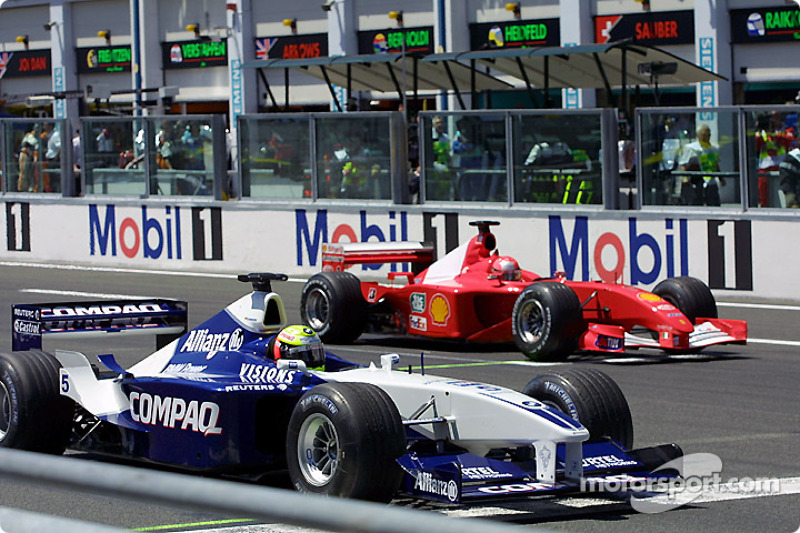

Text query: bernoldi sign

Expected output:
[76,46,132,74]
[0,49,51,79]
[469,19,560,49]
[731,7,800,43]
[162,39,227,69]
[595,10,694,45]
[255,33,328,60]
[357,26,434,54]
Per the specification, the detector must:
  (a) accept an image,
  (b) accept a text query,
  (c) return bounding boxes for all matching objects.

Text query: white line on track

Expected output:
[0,261,307,283]
[718,301,800,312]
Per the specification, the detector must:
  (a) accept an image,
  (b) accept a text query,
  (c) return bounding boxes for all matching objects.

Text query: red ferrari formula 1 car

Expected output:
[301,221,747,361]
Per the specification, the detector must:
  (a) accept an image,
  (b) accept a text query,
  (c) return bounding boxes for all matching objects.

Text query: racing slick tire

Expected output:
[523,368,633,449]
[286,382,406,502]
[0,350,73,454]
[511,282,583,361]
[653,276,717,323]
[301,272,367,343]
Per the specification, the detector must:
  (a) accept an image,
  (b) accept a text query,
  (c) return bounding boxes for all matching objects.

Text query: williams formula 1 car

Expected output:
[301,220,747,361]
[2,273,680,505]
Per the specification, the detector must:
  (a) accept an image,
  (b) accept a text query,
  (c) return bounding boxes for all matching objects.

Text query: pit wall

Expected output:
[0,198,787,302]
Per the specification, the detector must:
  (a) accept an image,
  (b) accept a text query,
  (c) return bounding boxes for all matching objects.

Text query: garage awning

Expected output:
[424,41,725,89]
[242,41,725,110]
[241,52,513,110]
[422,40,725,109]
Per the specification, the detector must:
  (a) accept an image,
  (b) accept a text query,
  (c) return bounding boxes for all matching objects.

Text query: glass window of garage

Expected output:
[639,109,741,207]
[421,113,508,202]
[315,114,393,201]
[512,112,602,205]
[743,106,800,209]
[239,115,311,200]
[150,117,215,196]
[82,118,141,196]
[2,119,63,194]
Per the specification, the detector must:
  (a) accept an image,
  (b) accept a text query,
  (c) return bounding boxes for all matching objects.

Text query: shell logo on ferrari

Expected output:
[637,292,663,302]
[430,294,450,326]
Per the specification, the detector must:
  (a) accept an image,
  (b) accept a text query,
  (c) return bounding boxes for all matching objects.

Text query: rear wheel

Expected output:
[523,368,633,449]
[286,382,405,502]
[653,276,717,323]
[301,272,367,343]
[511,282,582,361]
[0,350,73,454]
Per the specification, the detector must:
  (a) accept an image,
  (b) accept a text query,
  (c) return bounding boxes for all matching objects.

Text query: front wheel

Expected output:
[301,272,367,343]
[523,368,633,449]
[0,350,73,454]
[511,282,582,361]
[652,276,717,323]
[286,382,405,502]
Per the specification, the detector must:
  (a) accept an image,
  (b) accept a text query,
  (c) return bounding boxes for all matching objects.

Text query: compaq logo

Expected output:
[42,303,168,317]
[129,392,222,436]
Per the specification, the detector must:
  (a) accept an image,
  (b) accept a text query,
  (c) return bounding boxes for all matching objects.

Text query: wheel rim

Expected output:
[297,413,339,487]
[0,380,10,440]
[304,288,331,331]
[516,298,545,344]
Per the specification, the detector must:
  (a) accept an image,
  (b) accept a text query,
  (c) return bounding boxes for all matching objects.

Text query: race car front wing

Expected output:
[397,441,682,504]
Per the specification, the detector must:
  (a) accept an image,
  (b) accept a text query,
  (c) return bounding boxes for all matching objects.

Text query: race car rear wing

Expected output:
[11,299,188,352]
[321,241,435,272]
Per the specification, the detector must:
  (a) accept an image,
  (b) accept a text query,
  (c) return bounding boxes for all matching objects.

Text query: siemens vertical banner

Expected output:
[698,37,715,121]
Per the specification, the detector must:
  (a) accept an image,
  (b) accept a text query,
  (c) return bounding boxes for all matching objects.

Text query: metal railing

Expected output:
[0,448,555,533]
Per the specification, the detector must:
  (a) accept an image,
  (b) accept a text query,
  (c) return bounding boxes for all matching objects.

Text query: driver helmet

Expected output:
[269,325,325,370]
[491,256,521,281]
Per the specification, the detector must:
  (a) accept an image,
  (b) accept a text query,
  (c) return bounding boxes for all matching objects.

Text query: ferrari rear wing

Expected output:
[321,241,435,272]
[11,299,188,352]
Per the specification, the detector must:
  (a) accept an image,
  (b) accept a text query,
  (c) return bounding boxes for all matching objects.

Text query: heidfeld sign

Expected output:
[731,6,800,44]
[469,19,559,49]
[595,10,694,45]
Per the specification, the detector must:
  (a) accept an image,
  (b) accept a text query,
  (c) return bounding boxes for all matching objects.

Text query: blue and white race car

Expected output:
[1,273,681,504]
